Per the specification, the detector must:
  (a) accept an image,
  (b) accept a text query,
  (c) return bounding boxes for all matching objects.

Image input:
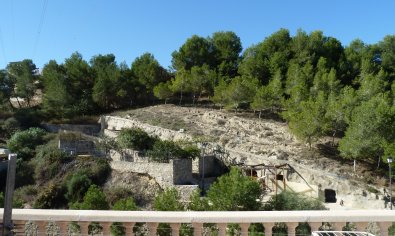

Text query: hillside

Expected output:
[108,104,389,210]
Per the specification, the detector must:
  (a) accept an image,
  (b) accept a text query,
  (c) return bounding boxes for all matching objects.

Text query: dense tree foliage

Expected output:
[206,167,262,211]
[1,28,395,205]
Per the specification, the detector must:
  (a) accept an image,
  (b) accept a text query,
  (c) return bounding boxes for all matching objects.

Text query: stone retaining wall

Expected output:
[101,116,193,141]
[42,124,101,135]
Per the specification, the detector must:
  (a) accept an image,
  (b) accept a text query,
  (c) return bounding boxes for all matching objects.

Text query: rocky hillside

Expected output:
[108,104,390,210]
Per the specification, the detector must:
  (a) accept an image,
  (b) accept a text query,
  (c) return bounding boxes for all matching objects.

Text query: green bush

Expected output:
[111,197,139,236]
[154,188,184,211]
[207,167,262,211]
[1,117,20,138]
[75,185,109,210]
[13,185,38,207]
[15,159,35,188]
[7,127,46,160]
[14,108,43,129]
[147,140,199,162]
[117,128,155,150]
[105,187,134,206]
[33,145,72,183]
[263,190,326,211]
[113,197,138,211]
[88,157,111,186]
[33,182,65,209]
[65,172,92,203]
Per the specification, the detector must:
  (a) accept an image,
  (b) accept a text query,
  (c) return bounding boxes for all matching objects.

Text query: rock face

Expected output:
[102,105,388,210]
[104,170,162,209]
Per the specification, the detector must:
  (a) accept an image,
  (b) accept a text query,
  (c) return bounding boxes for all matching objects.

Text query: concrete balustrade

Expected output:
[1,209,394,235]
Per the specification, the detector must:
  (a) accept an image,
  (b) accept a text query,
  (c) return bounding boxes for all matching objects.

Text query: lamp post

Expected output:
[388,157,393,210]
[3,153,17,236]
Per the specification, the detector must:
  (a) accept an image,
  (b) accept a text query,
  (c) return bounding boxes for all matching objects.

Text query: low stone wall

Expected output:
[42,124,101,135]
[101,116,193,141]
[111,161,174,189]
[59,140,95,155]
[111,159,196,192]
[109,149,145,162]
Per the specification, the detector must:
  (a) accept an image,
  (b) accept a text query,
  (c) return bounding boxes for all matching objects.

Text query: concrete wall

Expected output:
[111,159,196,190]
[42,124,101,135]
[173,159,193,185]
[199,155,227,178]
[58,140,95,155]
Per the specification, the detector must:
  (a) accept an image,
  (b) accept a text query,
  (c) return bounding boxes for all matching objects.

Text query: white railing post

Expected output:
[192,222,203,236]
[354,222,368,232]
[79,221,90,236]
[217,223,227,236]
[101,222,112,235]
[170,223,181,236]
[58,221,69,235]
[239,223,250,236]
[379,222,391,236]
[286,222,298,236]
[35,221,47,235]
[332,222,346,231]
[124,222,136,236]
[147,222,159,236]
[309,222,322,232]
[264,222,275,236]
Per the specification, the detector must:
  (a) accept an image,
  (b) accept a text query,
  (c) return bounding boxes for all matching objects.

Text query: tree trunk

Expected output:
[8,99,15,110]
[377,156,381,170]
[332,130,336,147]
[179,90,183,105]
[16,97,21,108]
[259,110,262,119]
[164,98,167,105]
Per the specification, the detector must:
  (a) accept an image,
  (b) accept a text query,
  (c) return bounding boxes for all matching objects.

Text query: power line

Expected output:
[33,0,49,59]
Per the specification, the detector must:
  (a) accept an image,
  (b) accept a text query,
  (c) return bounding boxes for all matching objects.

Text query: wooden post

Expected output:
[2,154,17,236]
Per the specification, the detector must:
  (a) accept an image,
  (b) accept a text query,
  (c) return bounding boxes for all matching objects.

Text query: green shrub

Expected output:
[88,157,111,186]
[7,127,46,160]
[207,167,262,211]
[117,128,155,150]
[65,172,92,203]
[75,185,109,210]
[111,197,139,236]
[263,190,326,211]
[105,187,134,206]
[154,188,184,211]
[14,108,43,129]
[366,186,379,194]
[113,197,138,211]
[15,159,35,188]
[33,145,72,183]
[33,182,66,209]
[147,140,198,162]
[13,185,38,207]
[1,117,20,138]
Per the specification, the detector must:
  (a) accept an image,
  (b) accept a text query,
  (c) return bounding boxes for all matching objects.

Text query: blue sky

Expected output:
[0,0,395,70]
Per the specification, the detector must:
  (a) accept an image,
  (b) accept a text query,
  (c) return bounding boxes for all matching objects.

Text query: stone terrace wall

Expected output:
[101,116,193,141]
[111,161,173,189]
[42,124,101,135]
